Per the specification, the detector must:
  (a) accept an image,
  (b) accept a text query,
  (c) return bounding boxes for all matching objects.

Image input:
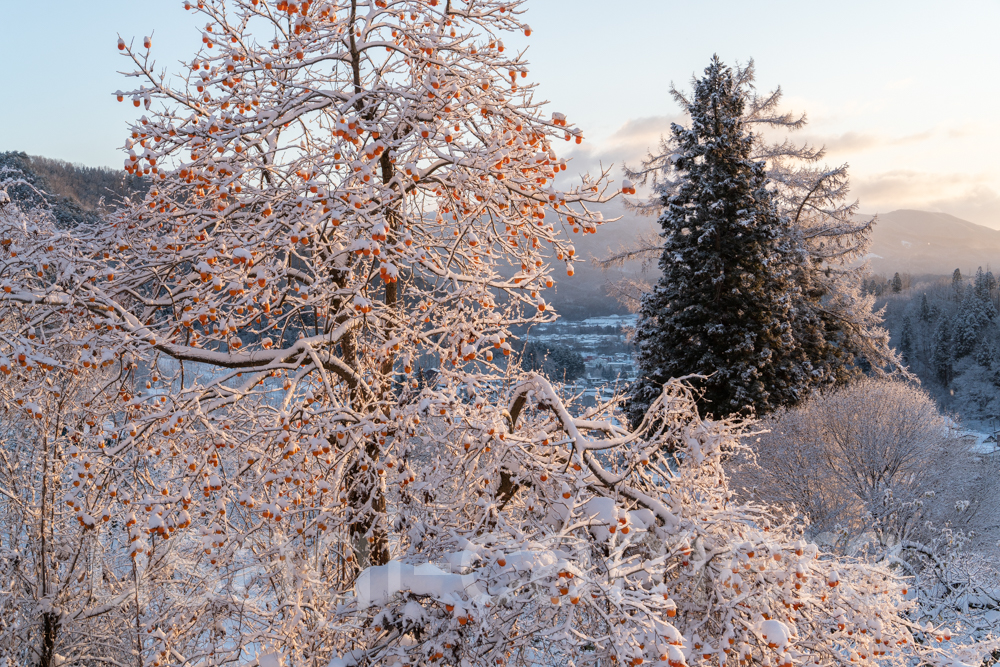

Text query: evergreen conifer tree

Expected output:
[607,61,904,393]
[955,267,996,357]
[955,289,980,358]
[629,56,808,421]
[891,272,903,293]
[919,293,932,322]
[931,319,954,385]
[952,268,964,301]
[899,316,913,363]
[974,267,997,318]
[975,342,994,370]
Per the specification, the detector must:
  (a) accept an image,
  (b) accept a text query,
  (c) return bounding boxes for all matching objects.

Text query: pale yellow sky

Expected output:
[2,0,998,226]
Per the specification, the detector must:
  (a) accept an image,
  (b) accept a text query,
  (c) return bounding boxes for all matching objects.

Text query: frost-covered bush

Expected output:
[730,378,1000,653]
[334,376,996,667]
[732,378,1000,548]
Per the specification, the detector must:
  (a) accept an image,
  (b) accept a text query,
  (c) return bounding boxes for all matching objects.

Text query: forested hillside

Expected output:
[878,268,1000,429]
[0,151,147,226]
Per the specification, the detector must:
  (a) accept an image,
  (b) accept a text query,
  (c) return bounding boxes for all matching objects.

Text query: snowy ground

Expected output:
[944,419,1000,456]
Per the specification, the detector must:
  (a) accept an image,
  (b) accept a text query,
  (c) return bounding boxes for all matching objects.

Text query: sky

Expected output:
[1,0,998,226]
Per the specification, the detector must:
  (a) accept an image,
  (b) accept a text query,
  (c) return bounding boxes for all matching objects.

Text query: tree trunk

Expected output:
[347,438,390,567]
[38,611,60,667]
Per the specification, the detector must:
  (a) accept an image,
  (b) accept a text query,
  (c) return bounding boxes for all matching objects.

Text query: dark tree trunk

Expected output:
[38,611,60,667]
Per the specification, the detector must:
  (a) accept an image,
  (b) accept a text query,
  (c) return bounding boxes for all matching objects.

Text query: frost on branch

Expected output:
[0,203,140,663]
[334,376,994,667]
[1,0,618,662]
[0,1,994,665]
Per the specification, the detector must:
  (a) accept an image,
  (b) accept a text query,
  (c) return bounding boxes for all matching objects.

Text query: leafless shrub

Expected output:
[732,378,1000,549]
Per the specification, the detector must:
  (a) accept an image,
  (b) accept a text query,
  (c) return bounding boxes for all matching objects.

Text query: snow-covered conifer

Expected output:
[955,268,996,357]
[899,316,913,364]
[629,56,808,420]
[604,61,900,394]
[919,293,932,322]
[974,266,997,318]
[931,319,954,385]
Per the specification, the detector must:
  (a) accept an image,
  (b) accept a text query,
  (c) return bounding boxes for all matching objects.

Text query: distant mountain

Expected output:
[574,206,1000,281]
[543,198,649,319]
[0,151,147,227]
[558,206,1000,313]
[865,209,1000,276]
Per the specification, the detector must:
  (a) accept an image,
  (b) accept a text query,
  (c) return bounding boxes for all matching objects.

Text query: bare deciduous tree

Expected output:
[733,378,1000,547]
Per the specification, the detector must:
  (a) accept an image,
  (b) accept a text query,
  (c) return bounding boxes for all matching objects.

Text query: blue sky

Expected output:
[2,0,998,225]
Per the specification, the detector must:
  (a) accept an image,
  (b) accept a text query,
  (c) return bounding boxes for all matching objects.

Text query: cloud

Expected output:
[885,77,916,91]
[576,116,941,179]
[887,130,935,147]
[794,129,936,156]
[946,123,980,140]
[561,115,685,182]
[562,115,1000,230]
[821,131,881,153]
[607,115,678,144]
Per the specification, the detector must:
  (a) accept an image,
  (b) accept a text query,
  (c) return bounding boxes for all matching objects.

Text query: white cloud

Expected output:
[789,129,937,157]
[572,113,1000,230]
[562,115,685,183]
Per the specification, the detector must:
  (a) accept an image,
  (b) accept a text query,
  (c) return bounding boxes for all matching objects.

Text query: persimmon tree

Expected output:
[103,0,612,571]
[333,375,996,667]
[0,200,140,666]
[3,0,617,662]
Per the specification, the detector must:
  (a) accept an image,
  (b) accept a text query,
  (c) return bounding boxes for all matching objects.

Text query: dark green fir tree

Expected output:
[931,318,953,386]
[974,266,996,313]
[891,272,903,293]
[629,56,810,422]
[955,267,997,357]
[919,293,932,322]
[899,316,913,364]
[952,268,964,301]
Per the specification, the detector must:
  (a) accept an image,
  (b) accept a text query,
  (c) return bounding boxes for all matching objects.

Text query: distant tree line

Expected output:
[863,271,914,296]
[518,341,586,382]
[881,267,1000,426]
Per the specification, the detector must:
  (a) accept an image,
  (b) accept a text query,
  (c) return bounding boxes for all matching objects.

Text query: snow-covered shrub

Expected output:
[732,378,1000,548]
[730,377,1000,650]
[329,375,996,667]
